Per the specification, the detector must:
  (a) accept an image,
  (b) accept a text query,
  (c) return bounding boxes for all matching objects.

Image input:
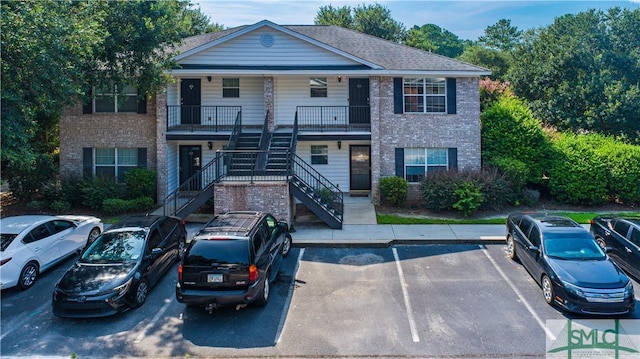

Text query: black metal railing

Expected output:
[167,105,241,131]
[256,111,271,170]
[297,105,370,132]
[290,153,343,221]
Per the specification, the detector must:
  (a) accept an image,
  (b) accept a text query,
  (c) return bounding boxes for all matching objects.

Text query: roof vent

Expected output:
[260,33,275,47]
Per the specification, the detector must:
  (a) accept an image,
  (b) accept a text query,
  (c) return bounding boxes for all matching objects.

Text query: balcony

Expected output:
[167,105,241,132]
[297,106,370,132]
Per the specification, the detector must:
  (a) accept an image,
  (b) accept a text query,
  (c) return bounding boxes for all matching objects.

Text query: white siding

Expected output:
[274,76,349,126]
[181,29,360,67]
[296,140,359,192]
[202,76,265,126]
[166,141,227,194]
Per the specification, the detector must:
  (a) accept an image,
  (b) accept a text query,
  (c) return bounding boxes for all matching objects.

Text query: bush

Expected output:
[421,170,462,212]
[7,153,56,200]
[102,196,155,215]
[475,167,513,210]
[124,168,157,198]
[452,182,484,217]
[488,157,529,194]
[133,196,155,212]
[588,134,640,205]
[49,200,71,214]
[26,200,48,213]
[379,176,408,206]
[80,177,122,211]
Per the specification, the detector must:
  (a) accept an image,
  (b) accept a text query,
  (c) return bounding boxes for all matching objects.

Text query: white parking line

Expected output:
[134,297,173,343]
[480,245,556,341]
[392,247,420,343]
[275,248,304,345]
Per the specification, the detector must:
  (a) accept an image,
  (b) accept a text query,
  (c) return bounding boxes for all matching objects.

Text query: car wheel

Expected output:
[87,227,101,246]
[281,234,292,257]
[255,276,270,307]
[18,262,38,290]
[176,237,186,262]
[542,275,554,305]
[506,235,517,260]
[595,237,607,250]
[133,279,149,308]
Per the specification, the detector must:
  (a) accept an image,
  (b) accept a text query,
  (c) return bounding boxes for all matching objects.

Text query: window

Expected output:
[95,148,138,182]
[404,148,447,182]
[310,77,327,98]
[95,83,138,113]
[404,78,446,113]
[311,145,328,165]
[222,78,239,98]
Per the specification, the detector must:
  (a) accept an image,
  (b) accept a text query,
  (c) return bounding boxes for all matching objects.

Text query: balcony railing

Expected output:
[297,105,370,132]
[167,105,241,132]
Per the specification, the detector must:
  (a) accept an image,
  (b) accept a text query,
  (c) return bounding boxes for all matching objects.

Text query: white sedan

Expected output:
[0,215,103,290]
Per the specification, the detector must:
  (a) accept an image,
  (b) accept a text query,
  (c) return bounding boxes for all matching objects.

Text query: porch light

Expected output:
[337,76,342,83]
[207,141,213,150]
[207,76,212,82]
[337,140,342,150]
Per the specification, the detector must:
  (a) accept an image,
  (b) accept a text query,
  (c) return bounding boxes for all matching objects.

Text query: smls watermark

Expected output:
[546,319,640,358]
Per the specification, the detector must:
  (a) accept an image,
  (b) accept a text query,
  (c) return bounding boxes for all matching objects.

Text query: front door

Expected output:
[179,145,201,191]
[349,78,370,127]
[181,79,201,125]
[350,145,371,191]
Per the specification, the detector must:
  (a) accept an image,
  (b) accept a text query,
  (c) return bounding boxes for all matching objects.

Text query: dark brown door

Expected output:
[350,145,371,191]
[179,145,201,190]
[181,79,201,125]
[349,78,370,126]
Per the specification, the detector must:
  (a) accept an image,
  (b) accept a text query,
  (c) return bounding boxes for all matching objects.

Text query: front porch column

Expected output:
[264,76,275,131]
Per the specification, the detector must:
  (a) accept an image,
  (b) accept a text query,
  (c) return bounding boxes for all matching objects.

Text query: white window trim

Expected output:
[404,148,448,182]
[94,147,138,182]
[403,78,447,114]
[94,83,138,113]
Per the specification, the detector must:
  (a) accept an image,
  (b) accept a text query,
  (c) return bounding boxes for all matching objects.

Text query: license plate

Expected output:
[207,274,223,283]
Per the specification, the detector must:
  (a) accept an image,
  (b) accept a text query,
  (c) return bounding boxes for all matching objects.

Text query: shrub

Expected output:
[421,170,462,212]
[588,135,640,205]
[102,198,130,215]
[80,177,122,211]
[379,176,408,206]
[475,167,513,210]
[133,196,155,212]
[7,153,56,200]
[488,157,529,194]
[49,200,71,214]
[452,182,484,217]
[26,200,48,213]
[124,168,157,198]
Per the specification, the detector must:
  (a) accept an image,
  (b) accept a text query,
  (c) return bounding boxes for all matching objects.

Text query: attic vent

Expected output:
[260,33,275,47]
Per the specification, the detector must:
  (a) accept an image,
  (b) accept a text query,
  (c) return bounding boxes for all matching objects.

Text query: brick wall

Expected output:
[213,182,292,224]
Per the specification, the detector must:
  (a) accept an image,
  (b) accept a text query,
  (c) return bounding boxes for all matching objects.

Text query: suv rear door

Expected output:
[181,239,251,290]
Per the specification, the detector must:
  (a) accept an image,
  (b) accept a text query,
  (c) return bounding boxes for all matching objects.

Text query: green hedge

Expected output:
[379,176,408,206]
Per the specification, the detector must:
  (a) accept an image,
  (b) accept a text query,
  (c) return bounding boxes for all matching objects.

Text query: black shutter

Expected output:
[82,87,93,114]
[393,78,403,114]
[137,148,147,168]
[448,148,458,171]
[446,78,456,114]
[82,147,93,178]
[137,91,147,114]
[395,148,404,177]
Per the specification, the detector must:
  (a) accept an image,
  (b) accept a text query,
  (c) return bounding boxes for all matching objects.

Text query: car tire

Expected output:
[176,237,186,262]
[542,275,554,305]
[18,262,39,290]
[133,279,149,308]
[506,235,517,260]
[281,234,292,257]
[595,237,607,250]
[87,227,101,246]
[254,276,270,307]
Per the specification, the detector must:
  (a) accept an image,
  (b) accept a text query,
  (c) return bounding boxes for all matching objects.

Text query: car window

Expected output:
[543,234,605,260]
[0,234,17,251]
[629,228,640,247]
[613,220,631,237]
[23,224,52,244]
[148,230,163,250]
[184,240,249,265]
[518,218,534,239]
[50,220,74,234]
[159,218,176,238]
[81,230,145,263]
[252,227,265,256]
[529,226,541,247]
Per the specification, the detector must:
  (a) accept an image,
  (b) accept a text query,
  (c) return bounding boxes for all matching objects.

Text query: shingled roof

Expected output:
[174,21,489,74]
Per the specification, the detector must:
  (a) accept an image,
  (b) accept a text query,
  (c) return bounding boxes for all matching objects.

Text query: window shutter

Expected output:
[395,148,404,177]
[137,148,147,168]
[448,148,458,170]
[82,88,93,114]
[137,91,147,114]
[446,78,456,114]
[83,147,93,178]
[393,78,403,114]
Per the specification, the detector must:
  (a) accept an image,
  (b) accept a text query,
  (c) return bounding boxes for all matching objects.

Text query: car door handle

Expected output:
[604,230,611,236]
[626,247,633,253]
[34,247,41,251]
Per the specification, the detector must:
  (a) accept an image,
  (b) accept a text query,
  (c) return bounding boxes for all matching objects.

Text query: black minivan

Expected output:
[176,211,292,312]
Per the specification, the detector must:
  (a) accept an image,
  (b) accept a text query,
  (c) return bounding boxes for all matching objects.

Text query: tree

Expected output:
[405,24,466,58]
[478,19,522,51]
[457,45,510,81]
[315,3,405,43]
[1,0,211,198]
[507,8,640,142]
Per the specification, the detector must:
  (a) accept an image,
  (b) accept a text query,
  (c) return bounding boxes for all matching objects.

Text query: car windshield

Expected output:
[80,230,145,263]
[543,234,606,260]
[0,234,17,251]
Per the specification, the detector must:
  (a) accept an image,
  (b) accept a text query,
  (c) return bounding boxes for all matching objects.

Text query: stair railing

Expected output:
[256,111,271,170]
[289,153,343,221]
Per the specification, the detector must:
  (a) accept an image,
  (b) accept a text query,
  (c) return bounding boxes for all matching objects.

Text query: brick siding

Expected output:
[213,182,292,224]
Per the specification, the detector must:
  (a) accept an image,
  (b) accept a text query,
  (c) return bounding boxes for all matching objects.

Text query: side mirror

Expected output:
[151,247,163,256]
[528,245,539,252]
[279,220,289,231]
[603,246,612,253]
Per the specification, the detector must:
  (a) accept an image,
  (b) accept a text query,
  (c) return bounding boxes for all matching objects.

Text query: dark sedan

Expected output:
[52,215,186,318]
[506,213,635,315]
[590,216,640,281]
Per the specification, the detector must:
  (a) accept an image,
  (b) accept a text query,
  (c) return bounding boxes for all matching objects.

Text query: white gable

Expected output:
[178,27,363,67]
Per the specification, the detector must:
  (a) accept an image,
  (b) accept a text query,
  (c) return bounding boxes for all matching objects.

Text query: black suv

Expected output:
[506,212,635,315]
[176,211,292,311]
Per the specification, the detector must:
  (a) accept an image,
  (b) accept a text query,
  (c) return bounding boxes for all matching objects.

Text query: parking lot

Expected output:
[2,243,639,358]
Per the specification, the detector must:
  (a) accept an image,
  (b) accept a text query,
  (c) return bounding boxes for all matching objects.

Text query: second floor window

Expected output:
[223,78,240,98]
[310,77,327,98]
[95,83,138,113]
[404,78,446,113]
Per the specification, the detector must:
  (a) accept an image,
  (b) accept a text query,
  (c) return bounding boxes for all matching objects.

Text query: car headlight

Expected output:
[109,278,133,298]
[624,281,634,299]
[562,281,585,298]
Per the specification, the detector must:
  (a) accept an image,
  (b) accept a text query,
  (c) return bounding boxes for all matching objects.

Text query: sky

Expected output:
[195,0,639,41]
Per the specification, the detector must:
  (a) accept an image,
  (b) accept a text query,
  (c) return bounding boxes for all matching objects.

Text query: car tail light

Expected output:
[589,219,595,225]
[249,264,258,282]
[178,264,183,282]
[0,257,11,266]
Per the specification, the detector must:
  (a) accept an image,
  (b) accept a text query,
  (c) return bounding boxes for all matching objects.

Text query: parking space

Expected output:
[1,244,638,358]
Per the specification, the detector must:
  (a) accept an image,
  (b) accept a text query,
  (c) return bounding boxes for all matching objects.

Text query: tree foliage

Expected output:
[405,24,467,58]
[457,45,510,81]
[477,19,522,51]
[315,3,405,42]
[507,7,640,142]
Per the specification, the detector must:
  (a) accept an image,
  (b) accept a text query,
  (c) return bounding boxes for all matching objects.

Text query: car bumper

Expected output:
[52,291,132,318]
[175,281,262,308]
[553,284,635,316]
